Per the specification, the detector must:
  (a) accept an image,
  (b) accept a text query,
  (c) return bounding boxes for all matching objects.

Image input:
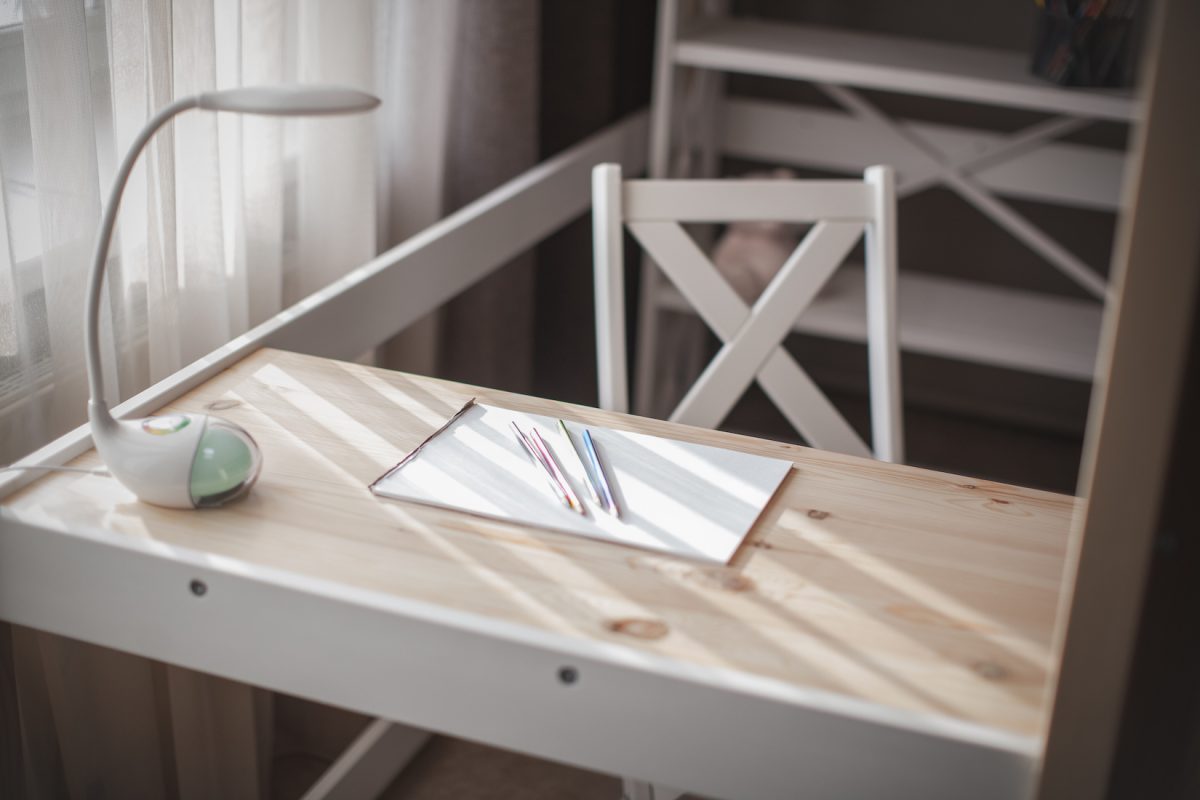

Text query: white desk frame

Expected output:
[1,112,1037,800]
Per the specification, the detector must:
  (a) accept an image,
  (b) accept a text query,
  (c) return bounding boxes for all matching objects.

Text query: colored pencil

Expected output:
[529,427,585,514]
[557,419,603,506]
[510,422,574,512]
[582,429,619,518]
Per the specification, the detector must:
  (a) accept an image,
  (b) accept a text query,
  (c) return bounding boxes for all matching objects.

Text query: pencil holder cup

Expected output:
[1030,8,1137,87]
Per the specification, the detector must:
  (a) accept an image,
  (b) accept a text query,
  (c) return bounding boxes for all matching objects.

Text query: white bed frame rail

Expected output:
[0,111,648,502]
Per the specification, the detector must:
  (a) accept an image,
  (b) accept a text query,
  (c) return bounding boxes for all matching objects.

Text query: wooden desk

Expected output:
[1,348,1077,799]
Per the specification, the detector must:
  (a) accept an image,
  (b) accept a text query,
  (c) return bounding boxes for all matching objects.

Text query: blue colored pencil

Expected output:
[557,419,603,506]
[582,429,619,518]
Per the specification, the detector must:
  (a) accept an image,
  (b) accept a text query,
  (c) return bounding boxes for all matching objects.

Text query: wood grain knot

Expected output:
[958,483,977,490]
[750,539,774,550]
[984,497,1031,517]
[693,570,756,593]
[807,509,831,520]
[205,398,242,411]
[604,618,669,640]
[971,660,1010,681]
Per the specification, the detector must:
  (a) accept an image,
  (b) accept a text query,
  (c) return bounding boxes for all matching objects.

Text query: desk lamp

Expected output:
[87,86,380,508]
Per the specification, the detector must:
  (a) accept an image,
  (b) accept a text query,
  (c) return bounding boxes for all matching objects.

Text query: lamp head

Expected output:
[86,84,380,509]
[196,85,381,116]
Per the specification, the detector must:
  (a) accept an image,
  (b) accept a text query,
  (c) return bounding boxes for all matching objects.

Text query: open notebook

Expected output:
[370,401,793,564]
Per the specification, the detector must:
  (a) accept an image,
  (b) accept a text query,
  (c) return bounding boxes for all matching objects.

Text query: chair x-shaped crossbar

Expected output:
[592,163,903,463]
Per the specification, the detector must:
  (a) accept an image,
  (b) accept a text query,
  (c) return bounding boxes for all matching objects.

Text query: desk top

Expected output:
[5,348,1077,741]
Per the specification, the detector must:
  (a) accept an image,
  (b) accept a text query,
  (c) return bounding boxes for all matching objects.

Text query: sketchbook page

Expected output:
[371,402,793,564]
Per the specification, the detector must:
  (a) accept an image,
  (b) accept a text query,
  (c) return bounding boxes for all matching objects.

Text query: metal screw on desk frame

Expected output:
[558,666,579,685]
[189,579,207,597]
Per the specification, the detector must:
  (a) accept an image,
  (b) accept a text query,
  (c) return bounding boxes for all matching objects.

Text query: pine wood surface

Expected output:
[5,348,1078,739]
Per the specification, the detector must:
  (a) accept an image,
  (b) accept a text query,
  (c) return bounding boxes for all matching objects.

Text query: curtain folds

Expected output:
[2,1,554,793]
[0,0,376,465]
[375,0,540,394]
[435,0,539,394]
[2,1,378,793]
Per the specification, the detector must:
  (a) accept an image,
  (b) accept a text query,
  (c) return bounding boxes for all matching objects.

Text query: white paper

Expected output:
[371,402,793,564]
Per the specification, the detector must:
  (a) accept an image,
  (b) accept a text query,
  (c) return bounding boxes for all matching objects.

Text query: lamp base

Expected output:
[90,405,261,508]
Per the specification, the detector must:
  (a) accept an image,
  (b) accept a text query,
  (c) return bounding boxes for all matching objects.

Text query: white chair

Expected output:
[592,163,904,463]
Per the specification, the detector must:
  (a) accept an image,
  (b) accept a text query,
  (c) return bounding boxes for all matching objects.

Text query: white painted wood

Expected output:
[895,115,1093,202]
[604,164,899,459]
[941,167,1110,301]
[649,0,679,179]
[300,719,429,800]
[623,180,874,222]
[660,266,1102,381]
[753,348,872,459]
[637,0,736,424]
[3,344,1078,797]
[626,219,871,457]
[624,221,763,347]
[819,82,1110,302]
[863,166,903,464]
[675,18,1139,121]
[593,164,628,414]
[0,511,1039,800]
[644,10,1129,395]
[0,111,649,502]
[605,163,902,459]
[1039,0,1200,795]
[635,0,681,419]
[628,222,743,348]
[672,221,863,430]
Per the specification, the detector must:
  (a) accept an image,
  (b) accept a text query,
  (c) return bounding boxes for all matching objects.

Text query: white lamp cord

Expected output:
[0,465,110,475]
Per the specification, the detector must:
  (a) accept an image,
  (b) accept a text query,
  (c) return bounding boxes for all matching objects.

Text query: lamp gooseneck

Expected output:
[85,85,380,508]
[86,95,198,424]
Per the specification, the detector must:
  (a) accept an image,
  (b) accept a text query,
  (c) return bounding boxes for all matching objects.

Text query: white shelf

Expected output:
[657,267,1102,381]
[720,98,1126,212]
[653,13,1120,388]
[675,18,1139,121]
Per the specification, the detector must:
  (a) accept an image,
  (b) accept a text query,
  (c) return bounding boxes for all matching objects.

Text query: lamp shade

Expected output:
[196,85,381,116]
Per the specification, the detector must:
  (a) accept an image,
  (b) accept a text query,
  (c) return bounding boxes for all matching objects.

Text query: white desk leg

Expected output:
[300,718,429,800]
[622,778,685,800]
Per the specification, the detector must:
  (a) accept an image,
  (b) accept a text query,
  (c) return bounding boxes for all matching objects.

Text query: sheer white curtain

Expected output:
[4,3,556,791]
[0,0,375,464]
[373,0,540,391]
[373,0,459,377]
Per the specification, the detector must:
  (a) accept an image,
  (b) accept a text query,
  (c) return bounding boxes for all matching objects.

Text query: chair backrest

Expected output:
[592,163,903,463]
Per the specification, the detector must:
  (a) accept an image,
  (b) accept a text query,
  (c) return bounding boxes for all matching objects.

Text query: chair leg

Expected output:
[622,778,685,800]
[633,259,663,416]
[623,778,653,800]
